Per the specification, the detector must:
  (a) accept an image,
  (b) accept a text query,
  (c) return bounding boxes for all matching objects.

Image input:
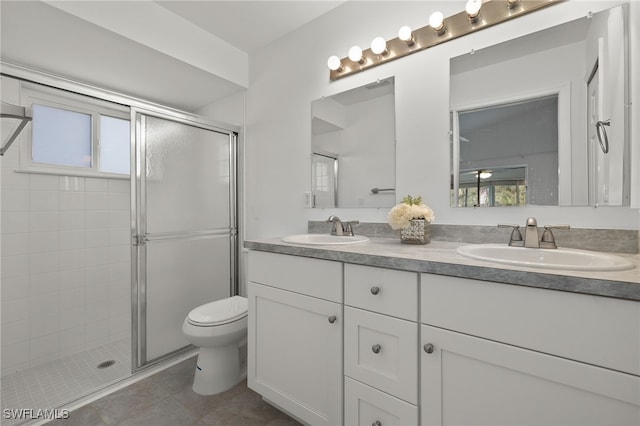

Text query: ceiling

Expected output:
[155,1,346,54]
[0,1,345,111]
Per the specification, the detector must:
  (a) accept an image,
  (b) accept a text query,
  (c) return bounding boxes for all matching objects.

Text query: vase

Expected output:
[400,219,431,245]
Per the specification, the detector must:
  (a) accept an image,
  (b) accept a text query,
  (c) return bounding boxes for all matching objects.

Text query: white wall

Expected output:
[244,0,639,239]
[1,77,131,376]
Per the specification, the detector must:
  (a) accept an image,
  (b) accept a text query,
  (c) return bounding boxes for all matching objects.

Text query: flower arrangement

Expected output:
[387,195,435,230]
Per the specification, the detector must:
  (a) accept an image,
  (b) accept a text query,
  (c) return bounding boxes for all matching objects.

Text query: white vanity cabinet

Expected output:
[343,264,419,426]
[247,251,343,426]
[247,245,639,426]
[420,274,640,426]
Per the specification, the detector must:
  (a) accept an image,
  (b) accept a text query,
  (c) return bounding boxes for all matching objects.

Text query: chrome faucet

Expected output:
[524,217,539,248]
[498,217,570,249]
[327,215,344,236]
[326,216,359,236]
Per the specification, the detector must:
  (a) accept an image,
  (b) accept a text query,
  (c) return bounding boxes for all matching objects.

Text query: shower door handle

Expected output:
[132,234,150,246]
[136,230,228,246]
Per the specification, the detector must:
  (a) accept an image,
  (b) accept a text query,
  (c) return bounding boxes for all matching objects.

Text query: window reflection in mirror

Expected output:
[450,4,630,207]
[455,166,528,207]
[311,77,395,208]
[454,95,558,207]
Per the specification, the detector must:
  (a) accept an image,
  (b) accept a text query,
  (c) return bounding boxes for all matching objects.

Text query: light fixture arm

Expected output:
[328,0,562,81]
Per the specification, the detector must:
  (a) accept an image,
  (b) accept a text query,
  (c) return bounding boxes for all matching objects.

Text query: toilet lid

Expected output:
[187,295,248,326]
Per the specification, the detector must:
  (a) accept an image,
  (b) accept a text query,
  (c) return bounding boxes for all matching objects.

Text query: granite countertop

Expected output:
[244,237,640,302]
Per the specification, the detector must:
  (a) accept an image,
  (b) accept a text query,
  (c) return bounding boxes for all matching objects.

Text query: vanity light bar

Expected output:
[328,0,563,81]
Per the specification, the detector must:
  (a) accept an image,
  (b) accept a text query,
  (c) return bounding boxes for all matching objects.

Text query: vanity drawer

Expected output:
[248,251,342,302]
[345,264,418,321]
[344,306,418,404]
[421,273,640,375]
[344,377,418,426]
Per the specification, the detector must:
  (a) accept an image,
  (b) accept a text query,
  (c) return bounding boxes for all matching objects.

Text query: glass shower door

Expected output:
[132,110,237,367]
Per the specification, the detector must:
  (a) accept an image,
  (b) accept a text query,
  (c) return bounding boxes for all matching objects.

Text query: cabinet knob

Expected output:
[328,315,337,324]
[372,421,382,426]
[371,344,381,354]
[370,286,380,295]
[423,343,434,354]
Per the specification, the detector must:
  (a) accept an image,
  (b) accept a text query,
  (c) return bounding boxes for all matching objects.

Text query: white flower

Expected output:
[388,196,435,230]
[387,203,412,230]
[411,204,435,222]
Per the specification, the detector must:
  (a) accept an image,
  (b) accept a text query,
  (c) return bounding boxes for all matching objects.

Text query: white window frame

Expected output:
[19,82,130,178]
[450,84,570,206]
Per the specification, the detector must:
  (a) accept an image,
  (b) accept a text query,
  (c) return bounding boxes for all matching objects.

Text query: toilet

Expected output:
[182,295,248,395]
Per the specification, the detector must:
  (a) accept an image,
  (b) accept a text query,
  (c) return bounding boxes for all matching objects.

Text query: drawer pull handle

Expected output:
[372,344,382,354]
[370,286,380,295]
[373,421,382,426]
[424,343,434,354]
[328,315,337,324]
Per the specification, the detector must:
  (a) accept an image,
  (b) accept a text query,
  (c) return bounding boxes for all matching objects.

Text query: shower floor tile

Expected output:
[1,338,131,426]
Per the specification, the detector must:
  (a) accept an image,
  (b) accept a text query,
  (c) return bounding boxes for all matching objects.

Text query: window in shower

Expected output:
[21,84,130,176]
[100,115,130,174]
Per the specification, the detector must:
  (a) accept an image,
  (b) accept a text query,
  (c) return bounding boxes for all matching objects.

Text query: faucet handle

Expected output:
[343,220,360,236]
[497,224,524,246]
[498,224,520,229]
[540,225,570,249]
[543,224,570,231]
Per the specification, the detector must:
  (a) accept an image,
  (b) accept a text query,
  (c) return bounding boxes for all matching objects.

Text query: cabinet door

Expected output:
[345,377,418,426]
[421,325,640,426]
[248,282,342,426]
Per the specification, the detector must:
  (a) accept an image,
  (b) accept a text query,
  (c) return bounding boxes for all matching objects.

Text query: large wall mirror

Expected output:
[311,77,395,208]
[450,4,630,207]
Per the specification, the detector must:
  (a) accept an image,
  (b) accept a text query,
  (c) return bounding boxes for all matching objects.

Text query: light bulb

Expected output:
[398,26,415,46]
[465,0,481,19]
[429,11,444,30]
[398,26,412,41]
[371,37,387,55]
[348,45,364,63]
[327,56,342,71]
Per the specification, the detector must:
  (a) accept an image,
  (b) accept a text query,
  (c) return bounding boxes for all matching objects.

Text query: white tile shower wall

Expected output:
[1,160,131,376]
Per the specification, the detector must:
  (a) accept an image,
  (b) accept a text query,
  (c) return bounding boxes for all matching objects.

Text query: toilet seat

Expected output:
[187,295,248,326]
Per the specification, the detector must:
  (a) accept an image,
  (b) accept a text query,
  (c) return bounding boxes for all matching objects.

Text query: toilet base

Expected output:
[192,345,243,396]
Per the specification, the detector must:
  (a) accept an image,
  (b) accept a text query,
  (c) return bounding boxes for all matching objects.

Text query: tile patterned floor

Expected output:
[44,356,301,426]
[1,339,131,426]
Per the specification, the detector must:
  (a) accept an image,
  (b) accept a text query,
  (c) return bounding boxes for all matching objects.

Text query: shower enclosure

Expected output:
[0,71,238,424]
[131,109,238,368]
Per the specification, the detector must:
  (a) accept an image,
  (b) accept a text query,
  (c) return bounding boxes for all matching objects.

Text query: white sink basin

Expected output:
[456,244,635,272]
[282,234,369,245]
